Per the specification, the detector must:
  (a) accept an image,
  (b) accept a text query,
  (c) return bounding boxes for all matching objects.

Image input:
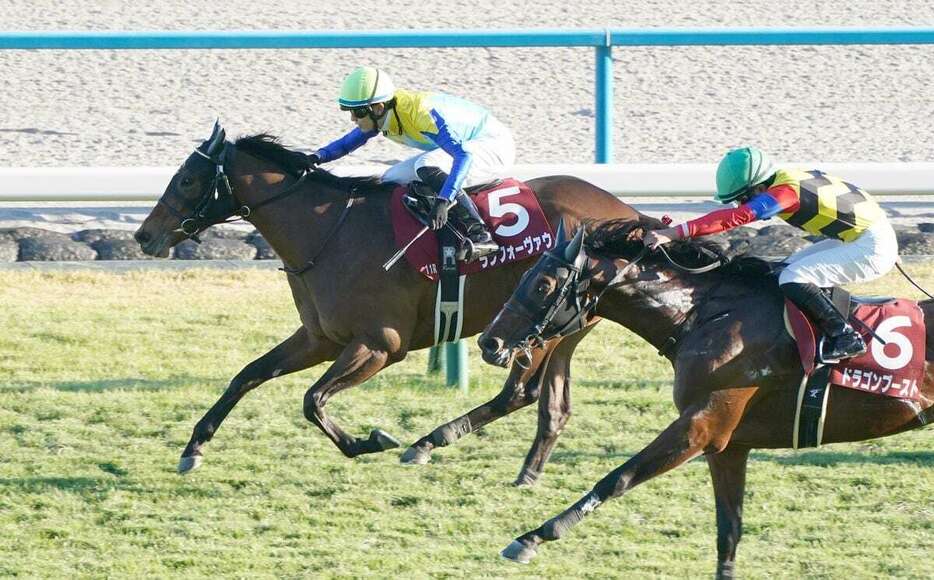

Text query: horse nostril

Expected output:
[479,336,503,353]
[135,230,150,245]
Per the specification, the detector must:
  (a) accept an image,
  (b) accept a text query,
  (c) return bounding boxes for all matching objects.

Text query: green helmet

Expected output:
[715,147,777,203]
[338,66,395,109]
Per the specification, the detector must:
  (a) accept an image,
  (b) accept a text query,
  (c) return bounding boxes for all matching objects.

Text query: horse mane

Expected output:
[234,133,392,195]
[585,218,779,283]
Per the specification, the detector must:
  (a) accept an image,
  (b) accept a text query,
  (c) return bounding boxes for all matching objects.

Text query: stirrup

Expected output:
[462,238,499,262]
[817,333,867,364]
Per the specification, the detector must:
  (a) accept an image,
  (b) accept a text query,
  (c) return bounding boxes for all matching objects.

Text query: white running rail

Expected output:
[1,162,933,201]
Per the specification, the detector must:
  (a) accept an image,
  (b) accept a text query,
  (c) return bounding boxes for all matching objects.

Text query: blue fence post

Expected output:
[445,340,469,392]
[595,39,613,163]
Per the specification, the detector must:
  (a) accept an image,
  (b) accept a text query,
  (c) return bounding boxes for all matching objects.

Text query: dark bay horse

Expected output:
[134,123,638,480]
[478,220,933,578]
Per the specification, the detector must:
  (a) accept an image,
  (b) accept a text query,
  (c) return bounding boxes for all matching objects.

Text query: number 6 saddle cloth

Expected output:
[389,177,554,282]
[784,295,926,401]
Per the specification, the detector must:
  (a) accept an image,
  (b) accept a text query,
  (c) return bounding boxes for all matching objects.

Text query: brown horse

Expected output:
[134,122,636,480]
[478,220,934,578]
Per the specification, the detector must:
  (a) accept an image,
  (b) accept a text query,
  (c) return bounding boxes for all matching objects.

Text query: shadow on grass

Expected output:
[758,449,934,466]
[0,476,223,499]
[548,448,934,467]
[0,476,110,494]
[576,379,671,390]
[2,377,211,393]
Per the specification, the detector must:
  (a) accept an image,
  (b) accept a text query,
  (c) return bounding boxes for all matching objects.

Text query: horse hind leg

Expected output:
[179,327,339,474]
[400,346,550,466]
[302,340,406,457]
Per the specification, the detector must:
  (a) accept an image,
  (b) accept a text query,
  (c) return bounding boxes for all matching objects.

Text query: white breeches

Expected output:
[380,119,515,188]
[778,220,899,288]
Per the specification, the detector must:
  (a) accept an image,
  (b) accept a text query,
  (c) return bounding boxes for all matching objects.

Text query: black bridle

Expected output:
[503,247,648,362]
[158,141,309,242]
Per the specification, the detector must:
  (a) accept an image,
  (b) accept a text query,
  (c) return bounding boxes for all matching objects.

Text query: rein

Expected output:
[508,246,649,360]
[655,244,724,274]
[160,143,310,241]
[161,142,355,273]
[280,193,356,276]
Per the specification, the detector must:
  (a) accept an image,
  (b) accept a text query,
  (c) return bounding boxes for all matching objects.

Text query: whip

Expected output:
[896,261,934,300]
[383,225,429,271]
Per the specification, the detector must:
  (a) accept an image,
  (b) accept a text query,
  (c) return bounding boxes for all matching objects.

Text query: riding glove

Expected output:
[428,198,454,230]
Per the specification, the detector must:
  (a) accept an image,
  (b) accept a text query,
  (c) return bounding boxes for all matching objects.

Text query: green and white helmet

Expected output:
[338,66,396,109]
[714,146,777,203]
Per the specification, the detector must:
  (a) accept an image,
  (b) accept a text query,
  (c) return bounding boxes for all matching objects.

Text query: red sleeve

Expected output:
[678,184,800,238]
[679,206,758,238]
[764,184,800,213]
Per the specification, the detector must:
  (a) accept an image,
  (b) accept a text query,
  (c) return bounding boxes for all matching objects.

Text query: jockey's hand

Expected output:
[428,198,454,231]
[305,153,321,168]
[644,227,680,250]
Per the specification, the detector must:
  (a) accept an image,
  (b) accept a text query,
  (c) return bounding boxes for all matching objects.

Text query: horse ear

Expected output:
[564,225,585,263]
[554,220,567,247]
[573,228,589,269]
[206,120,226,155]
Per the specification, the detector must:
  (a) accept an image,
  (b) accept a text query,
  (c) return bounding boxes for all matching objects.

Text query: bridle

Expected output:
[503,246,648,363]
[158,141,309,242]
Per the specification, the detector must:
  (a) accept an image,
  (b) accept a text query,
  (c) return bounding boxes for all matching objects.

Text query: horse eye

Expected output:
[536,281,549,294]
[180,176,194,187]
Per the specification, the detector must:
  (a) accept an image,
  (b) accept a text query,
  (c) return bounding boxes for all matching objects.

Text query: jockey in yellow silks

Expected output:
[309,66,515,259]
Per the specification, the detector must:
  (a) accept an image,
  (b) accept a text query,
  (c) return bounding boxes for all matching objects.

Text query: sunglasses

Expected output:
[351,107,371,119]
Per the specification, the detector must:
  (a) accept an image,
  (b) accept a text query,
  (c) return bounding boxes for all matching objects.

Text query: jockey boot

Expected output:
[781,281,867,363]
[416,166,499,260]
[415,166,449,193]
[452,191,499,260]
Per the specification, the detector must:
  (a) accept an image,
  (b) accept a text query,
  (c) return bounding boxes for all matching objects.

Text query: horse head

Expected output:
[134,121,245,256]
[479,218,662,367]
[478,220,597,368]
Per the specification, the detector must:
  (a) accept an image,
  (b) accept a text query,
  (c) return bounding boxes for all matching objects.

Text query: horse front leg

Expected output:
[399,346,550,466]
[303,339,405,457]
[707,445,751,580]
[179,327,340,474]
[501,387,757,565]
[516,325,595,486]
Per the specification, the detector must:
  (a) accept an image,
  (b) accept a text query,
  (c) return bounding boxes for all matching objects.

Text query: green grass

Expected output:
[0,267,932,579]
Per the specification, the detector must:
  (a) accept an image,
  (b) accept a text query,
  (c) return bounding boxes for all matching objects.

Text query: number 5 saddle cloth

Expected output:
[389,177,554,282]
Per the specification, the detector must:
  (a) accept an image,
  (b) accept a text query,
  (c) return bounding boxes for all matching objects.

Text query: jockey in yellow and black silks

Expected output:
[307,66,515,260]
[644,146,899,363]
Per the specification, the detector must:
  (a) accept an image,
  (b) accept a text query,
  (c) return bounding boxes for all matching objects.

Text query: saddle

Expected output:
[783,286,925,448]
[391,177,554,344]
[402,179,502,262]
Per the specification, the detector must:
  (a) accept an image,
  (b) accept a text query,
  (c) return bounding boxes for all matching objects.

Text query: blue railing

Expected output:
[3,27,934,164]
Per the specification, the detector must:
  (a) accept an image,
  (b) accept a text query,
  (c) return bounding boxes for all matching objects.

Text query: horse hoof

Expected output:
[513,472,540,487]
[177,455,203,474]
[400,446,431,465]
[501,540,537,564]
[369,429,401,450]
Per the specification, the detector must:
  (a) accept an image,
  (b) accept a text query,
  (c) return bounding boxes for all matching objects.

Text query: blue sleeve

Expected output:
[316,127,377,163]
[427,109,472,201]
[743,192,785,220]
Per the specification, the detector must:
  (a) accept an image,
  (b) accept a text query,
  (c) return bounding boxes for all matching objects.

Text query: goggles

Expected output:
[350,106,371,119]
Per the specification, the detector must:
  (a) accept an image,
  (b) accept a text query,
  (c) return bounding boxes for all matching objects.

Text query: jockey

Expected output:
[644,146,899,363]
[308,66,515,259]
